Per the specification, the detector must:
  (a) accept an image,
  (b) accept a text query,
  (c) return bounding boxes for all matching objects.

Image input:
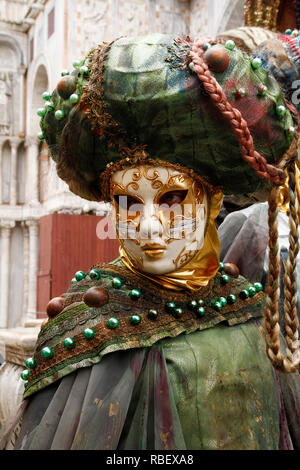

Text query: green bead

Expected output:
[112,277,122,289]
[21,369,30,381]
[213,301,223,312]
[63,337,75,349]
[203,43,212,51]
[219,296,227,307]
[89,269,101,280]
[41,346,53,359]
[80,65,89,74]
[187,300,197,310]
[55,109,65,120]
[75,270,86,281]
[197,299,205,307]
[70,93,79,105]
[37,132,44,140]
[227,294,237,304]
[129,289,141,300]
[285,29,292,35]
[251,57,262,69]
[239,289,249,300]
[71,278,77,284]
[220,274,230,285]
[253,282,263,292]
[107,317,119,329]
[219,262,225,271]
[24,381,28,388]
[25,357,37,370]
[248,286,257,297]
[165,301,176,313]
[73,59,82,68]
[173,307,183,318]
[288,126,295,136]
[130,314,141,325]
[196,306,205,317]
[61,69,69,76]
[45,101,54,111]
[42,91,51,101]
[37,107,46,117]
[276,105,286,117]
[225,40,235,50]
[83,328,95,339]
[148,309,158,320]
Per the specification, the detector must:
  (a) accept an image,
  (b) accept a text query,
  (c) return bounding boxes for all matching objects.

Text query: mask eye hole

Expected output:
[113,194,142,213]
[158,190,188,207]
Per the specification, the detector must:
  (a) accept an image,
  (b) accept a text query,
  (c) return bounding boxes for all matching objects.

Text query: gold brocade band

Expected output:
[120,191,224,291]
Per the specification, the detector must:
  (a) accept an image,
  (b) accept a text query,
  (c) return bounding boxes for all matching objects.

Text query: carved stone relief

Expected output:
[0,73,13,136]
[82,0,108,50]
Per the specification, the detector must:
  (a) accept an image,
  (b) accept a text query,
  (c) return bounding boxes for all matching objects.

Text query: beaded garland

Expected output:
[279,33,300,67]
[37,55,91,141]
[21,262,264,390]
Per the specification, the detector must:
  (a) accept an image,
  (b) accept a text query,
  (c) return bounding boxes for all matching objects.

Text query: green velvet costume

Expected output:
[9,261,300,450]
[1,33,299,450]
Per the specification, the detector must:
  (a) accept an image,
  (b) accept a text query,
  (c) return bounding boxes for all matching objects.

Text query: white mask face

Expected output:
[111,165,208,275]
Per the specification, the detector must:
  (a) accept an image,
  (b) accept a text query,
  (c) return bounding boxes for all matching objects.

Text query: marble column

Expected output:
[9,139,18,206]
[0,220,15,328]
[21,221,29,326]
[25,219,39,323]
[0,140,2,205]
[25,136,39,204]
[17,65,26,135]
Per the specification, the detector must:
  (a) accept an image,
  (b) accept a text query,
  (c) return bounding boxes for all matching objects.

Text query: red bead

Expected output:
[83,286,109,308]
[57,76,76,100]
[203,46,229,73]
[46,297,65,318]
[258,84,267,95]
[224,263,239,278]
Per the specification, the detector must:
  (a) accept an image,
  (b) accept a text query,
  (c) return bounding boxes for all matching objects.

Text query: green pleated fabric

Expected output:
[160,321,280,450]
[10,319,284,450]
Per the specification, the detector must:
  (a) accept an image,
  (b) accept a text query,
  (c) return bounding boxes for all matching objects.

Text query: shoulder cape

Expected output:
[23,262,265,399]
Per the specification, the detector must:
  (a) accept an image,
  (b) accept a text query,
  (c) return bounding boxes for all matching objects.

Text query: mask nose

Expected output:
[140,205,162,239]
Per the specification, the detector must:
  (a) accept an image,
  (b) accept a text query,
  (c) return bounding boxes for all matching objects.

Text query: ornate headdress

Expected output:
[38,33,299,373]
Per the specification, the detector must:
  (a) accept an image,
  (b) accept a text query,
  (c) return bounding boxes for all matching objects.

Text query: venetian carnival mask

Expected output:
[110,165,208,275]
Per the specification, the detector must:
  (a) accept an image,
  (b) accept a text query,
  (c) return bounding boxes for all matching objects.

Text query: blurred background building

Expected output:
[0,0,246,426]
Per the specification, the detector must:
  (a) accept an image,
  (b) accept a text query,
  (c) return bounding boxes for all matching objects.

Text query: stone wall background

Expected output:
[0,0,246,428]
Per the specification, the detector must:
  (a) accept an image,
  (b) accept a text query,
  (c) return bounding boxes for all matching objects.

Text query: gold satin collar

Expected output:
[120,191,223,291]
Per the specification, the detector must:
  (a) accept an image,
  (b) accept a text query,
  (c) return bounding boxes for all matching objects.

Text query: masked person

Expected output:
[217,8,300,334]
[1,33,300,450]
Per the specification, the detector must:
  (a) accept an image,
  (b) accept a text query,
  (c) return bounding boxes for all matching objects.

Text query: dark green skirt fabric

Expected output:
[10,319,299,450]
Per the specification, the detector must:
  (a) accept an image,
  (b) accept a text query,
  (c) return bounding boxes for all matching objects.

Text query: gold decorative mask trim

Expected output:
[101,154,222,202]
[119,189,223,291]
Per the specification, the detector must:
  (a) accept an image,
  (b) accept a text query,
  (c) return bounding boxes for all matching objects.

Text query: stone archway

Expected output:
[1,140,11,203]
[27,63,49,204]
[30,64,49,137]
[0,33,25,67]
[17,141,26,204]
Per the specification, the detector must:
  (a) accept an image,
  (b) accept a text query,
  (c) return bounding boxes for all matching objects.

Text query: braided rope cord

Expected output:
[265,164,300,373]
[190,39,300,372]
[189,40,287,186]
